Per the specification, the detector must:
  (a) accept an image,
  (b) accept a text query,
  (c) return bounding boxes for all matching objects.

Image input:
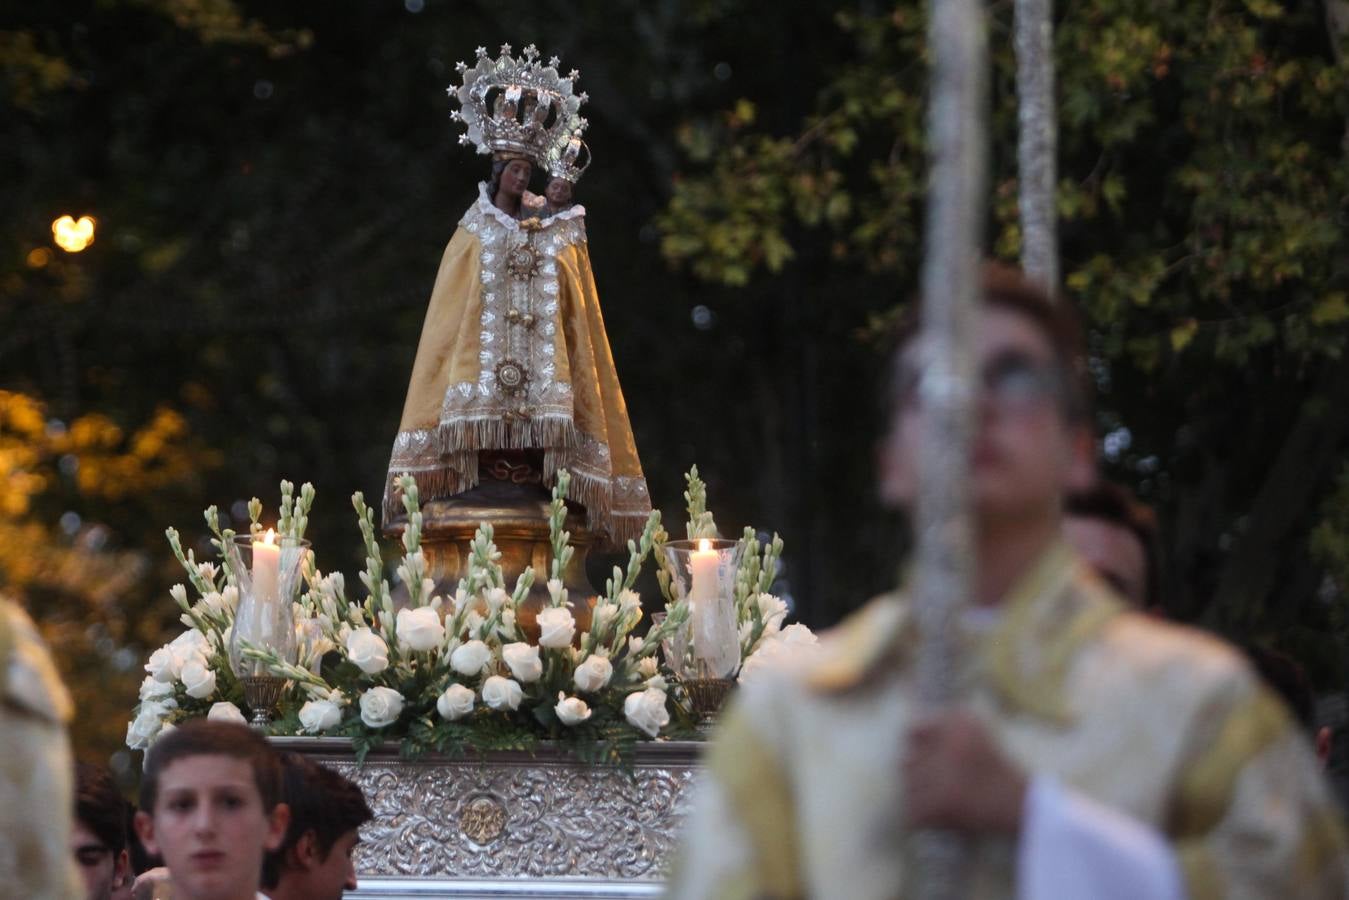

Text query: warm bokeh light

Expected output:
[51,214,96,252]
[25,247,52,268]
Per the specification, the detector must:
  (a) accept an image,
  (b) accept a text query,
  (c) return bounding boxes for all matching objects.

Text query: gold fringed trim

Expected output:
[434,414,578,455]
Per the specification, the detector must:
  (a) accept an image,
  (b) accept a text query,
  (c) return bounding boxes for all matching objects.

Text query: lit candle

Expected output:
[252,528,281,605]
[690,539,723,609]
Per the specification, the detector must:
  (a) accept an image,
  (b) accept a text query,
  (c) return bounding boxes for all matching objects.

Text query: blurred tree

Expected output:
[5,0,1346,773]
[657,3,1349,684]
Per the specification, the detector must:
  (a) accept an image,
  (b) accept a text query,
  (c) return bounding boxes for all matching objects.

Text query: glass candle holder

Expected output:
[223,531,308,723]
[661,538,743,679]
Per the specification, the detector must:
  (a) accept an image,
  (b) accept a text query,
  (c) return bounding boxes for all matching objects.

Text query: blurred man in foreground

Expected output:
[667,265,1347,898]
[261,752,373,900]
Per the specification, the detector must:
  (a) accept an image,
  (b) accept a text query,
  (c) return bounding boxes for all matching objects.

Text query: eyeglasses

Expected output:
[894,350,1070,414]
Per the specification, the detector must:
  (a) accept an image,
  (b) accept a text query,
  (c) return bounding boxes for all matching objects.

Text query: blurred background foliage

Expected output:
[2,0,1348,775]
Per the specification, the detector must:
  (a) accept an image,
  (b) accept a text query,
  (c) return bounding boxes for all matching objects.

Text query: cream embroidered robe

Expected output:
[385,185,651,547]
[667,543,1348,899]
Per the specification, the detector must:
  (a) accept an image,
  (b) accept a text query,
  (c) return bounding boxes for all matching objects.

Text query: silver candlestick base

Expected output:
[240,675,286,727]
[678,676,734,732]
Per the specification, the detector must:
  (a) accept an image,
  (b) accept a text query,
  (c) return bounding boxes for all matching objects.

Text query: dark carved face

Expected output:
[545,177,573,207]
[499,159,533,199]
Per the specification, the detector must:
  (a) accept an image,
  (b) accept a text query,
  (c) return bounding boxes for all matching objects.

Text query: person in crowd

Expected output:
[0,596,83,897]
[73,761,133,899]
[260,752,373,900]
[1065,480,1162,613]
[1244,644,1335,769]
[667,264,1348,898]
[133,720,289,900]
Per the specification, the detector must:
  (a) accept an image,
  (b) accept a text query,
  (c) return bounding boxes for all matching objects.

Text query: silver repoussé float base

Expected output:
[274,737,703,899]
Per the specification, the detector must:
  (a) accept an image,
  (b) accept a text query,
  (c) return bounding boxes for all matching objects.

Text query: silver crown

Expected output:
[449,43,588,164]
[546,136,592,184]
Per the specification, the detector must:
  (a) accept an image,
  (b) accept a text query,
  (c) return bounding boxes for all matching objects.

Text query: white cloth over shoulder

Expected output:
[1019,776,1185,900]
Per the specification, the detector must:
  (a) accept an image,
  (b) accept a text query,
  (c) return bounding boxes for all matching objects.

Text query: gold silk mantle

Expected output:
[385,185,651,547]
[667,543,1348,900]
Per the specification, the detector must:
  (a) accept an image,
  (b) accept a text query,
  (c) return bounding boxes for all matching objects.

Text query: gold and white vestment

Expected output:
[667,543,1348,899]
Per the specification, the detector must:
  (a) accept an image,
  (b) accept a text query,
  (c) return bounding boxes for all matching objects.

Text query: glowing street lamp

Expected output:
[52,215,96,253]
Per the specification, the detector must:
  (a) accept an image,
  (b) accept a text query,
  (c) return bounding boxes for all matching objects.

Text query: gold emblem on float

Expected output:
[494,358,530,397]
[506,242,541,280]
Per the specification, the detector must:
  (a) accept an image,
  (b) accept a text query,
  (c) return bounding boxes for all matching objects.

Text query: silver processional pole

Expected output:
[1014,0,1059,290]
[908,0,988,895]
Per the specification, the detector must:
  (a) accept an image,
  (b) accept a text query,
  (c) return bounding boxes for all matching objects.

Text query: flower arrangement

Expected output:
[127,467,814,764]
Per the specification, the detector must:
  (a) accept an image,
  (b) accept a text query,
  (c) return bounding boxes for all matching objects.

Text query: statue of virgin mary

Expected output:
[384,45,651,549]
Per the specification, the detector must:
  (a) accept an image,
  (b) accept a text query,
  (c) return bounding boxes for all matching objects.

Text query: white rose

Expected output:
[436,683,476,720]
[779,622,817,645]
[449,639,492,676]
[359,686,405,728]
[345,627,390,674]
[178,658,217,700]
[573,654,613,693]
[396,606,445,653]
[138,675,176,702]
[537,606,576,648]
[145,645,183,683]
[623,687,670,738]
[554,691,591,726]
[170,628,210,659]
[207,701,247,725]
[298,699,343,733]
[126,706,167,750]
[481,676,523,711]
[501,642,543,683]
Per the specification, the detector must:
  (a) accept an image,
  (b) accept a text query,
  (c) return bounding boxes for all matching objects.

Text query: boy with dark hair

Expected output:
[133,720,289,900]
[669,263,1347,898]
[261,753,373,900]
[73,761,132,900]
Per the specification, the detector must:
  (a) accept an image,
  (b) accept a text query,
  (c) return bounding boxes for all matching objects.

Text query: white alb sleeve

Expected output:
[1017,775,1186,900]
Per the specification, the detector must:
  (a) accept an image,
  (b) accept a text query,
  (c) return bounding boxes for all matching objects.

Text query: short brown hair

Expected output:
[890,262,1091,422]
[75,761,128,855]
[261,753,373,888]
[139,720,281,814]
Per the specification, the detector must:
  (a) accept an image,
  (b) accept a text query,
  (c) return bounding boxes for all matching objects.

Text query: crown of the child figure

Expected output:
[547,135,592,184]
[449,43,588,164]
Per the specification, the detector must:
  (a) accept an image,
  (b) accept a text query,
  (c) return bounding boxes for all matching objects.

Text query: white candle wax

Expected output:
[252,528,281,606]
[689,539,719,603]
